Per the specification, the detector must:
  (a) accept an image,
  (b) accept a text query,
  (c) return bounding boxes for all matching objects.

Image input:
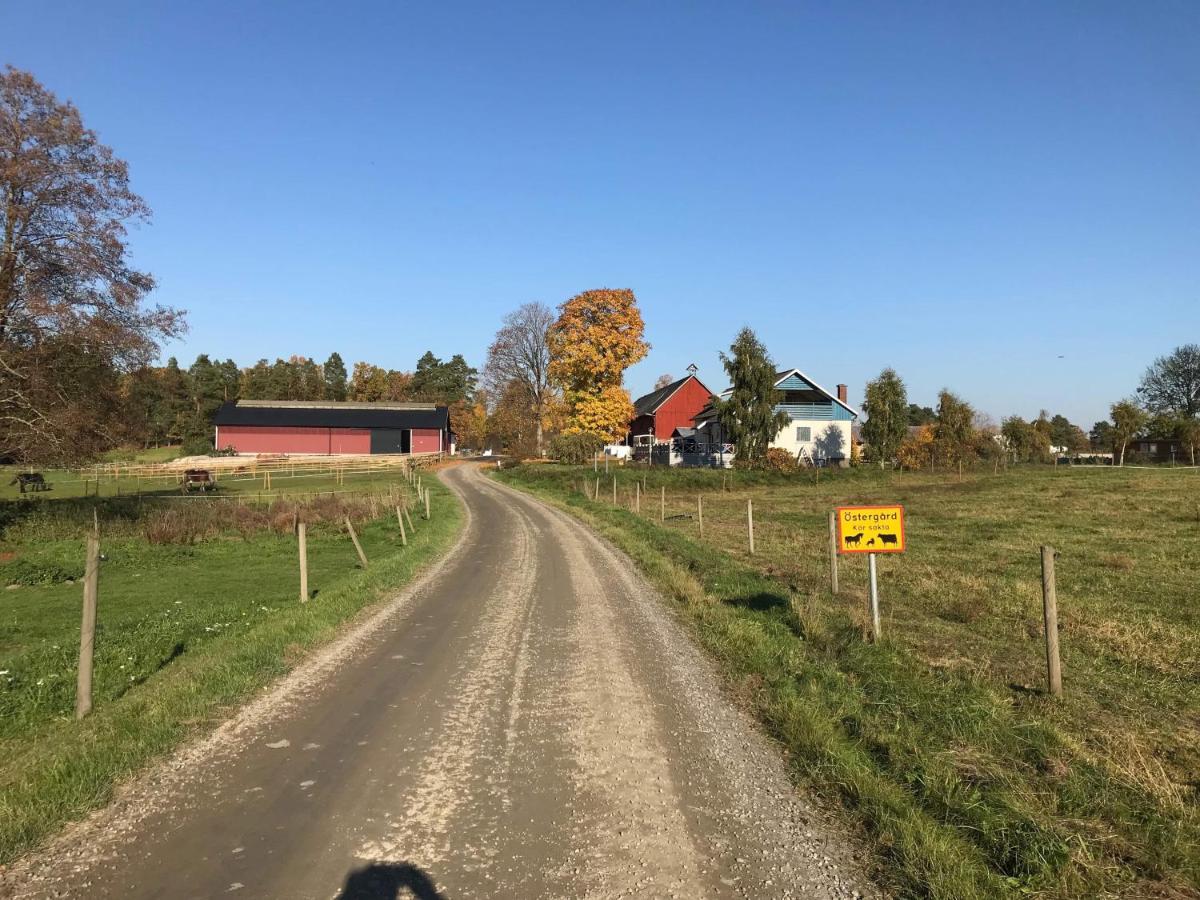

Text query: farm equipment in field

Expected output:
[180,469,216,493]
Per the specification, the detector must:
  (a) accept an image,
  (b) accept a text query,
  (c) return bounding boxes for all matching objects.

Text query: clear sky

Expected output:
[6,1,1197,426]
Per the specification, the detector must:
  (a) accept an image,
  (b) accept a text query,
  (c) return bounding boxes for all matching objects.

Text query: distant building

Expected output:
[692,368,858,466]
[628,372,715,443]
[212,400,452,456]
[1127,437,1188,464]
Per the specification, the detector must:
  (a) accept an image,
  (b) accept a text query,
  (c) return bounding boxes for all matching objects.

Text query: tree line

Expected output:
[860,343,1200,468]
[117,351,479,456]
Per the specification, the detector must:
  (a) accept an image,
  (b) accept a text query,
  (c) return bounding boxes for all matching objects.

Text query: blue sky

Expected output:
[6,1,1197,426]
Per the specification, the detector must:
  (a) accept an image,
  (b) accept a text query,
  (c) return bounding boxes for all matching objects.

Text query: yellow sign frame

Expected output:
[836,505,906,554]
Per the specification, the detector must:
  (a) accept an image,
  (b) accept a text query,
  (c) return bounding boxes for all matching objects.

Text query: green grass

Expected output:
[0,473,461,865]
[497,463,1200,900]
[99,445,186,464]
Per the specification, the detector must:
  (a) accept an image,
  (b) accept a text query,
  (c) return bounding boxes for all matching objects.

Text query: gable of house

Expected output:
[696,369,858,423]
[631,374,715,439]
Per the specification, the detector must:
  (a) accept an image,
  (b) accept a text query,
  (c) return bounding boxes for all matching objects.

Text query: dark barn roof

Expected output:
[213,401,449,430]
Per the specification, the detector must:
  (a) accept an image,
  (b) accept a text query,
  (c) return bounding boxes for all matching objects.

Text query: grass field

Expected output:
[0,467,461,865]
[497,463,1200,899]
[99,445,186,465]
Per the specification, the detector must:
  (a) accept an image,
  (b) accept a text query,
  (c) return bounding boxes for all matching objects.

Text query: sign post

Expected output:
[835,505,906,642]
[867,553,881,640]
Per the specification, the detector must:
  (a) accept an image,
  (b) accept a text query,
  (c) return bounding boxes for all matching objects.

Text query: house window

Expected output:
[796,426,812,442]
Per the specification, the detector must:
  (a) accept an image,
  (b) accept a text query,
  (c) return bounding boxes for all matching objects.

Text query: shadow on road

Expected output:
[335,862,446,899]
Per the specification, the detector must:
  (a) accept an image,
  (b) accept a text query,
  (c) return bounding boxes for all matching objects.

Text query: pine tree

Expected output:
[714,328,789,466]
[323,352,348,401]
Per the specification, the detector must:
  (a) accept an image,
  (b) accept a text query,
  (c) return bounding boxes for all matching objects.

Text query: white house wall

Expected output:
[772,418,853,464]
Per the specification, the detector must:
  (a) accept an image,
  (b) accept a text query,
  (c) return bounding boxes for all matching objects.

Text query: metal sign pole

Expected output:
[867,553,881,641]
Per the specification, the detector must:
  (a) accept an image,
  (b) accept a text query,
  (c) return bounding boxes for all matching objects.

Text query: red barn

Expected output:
[629,373,715,442]
[212,400,452,455]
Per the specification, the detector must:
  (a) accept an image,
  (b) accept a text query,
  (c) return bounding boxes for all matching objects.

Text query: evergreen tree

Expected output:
[1089,420,1115,450]
[323,352,348,400]
[907,403,936,426]
[861,368,908,464]
[410,351,478,404]
[714,328,789,466]
[240,359,272,399]
[158,357,192,444]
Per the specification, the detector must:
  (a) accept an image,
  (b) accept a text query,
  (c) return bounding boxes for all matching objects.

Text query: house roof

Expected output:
[213,400,449,430]
[632,374,712,417]
[710,367,859,419]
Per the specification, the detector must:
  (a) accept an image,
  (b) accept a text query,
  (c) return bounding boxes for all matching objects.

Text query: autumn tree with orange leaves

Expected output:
[547,289,648,443]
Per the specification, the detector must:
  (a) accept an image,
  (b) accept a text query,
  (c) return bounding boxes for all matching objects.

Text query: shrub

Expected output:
[549,432,605,465]
[181,435,213,457]
[762,448,799,471]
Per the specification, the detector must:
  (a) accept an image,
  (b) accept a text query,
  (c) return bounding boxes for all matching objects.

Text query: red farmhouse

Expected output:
[212,400,451,455]
[629,373,715,442]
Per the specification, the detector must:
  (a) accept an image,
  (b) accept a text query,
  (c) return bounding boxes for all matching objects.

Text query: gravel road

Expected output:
[3,462,881,900]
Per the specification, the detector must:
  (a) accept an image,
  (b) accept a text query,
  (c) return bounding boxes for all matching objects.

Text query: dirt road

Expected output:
[7,463,878,900]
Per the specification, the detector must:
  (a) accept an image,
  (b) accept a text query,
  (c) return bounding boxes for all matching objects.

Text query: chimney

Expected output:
[837,384,848,403]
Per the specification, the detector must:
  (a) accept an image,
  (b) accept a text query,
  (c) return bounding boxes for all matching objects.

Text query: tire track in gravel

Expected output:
[355,484,542,868]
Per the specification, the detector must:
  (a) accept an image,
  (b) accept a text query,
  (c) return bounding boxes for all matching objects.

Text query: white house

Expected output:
[691,368,859,466]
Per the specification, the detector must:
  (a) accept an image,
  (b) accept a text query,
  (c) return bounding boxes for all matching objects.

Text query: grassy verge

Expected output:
[496,464,1199,899]
[0,475,461,866]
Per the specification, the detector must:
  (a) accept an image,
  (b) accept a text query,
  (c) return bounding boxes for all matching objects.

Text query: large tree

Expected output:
[1179,417,1200,466]
[322,351,348,401]
[548,288,648,442]
[713,327,789,466]
[861,368,908,464]
[1138,344,1200,419]
[484,302,555,455]
[907,403,936,426]
[1089,420,1115,451]
[0,67,183,461]
[933,390,976,467]
[410,351,477,405]
[1110,399,1147,466]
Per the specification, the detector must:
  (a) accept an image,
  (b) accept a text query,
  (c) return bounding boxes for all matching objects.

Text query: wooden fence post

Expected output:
[595,477,600,501]
[403,501,416,534]
[612,475,617,505]
[635,481,640,514]
[828,510,839,595]
[298,522,309,602]
[698,495,704,537]
[1041,545,1063,697]
[396,506,407,546]
[345,516,369,568]
[75,531,100,719]
[747,498,755,555]
[660,485,665,522]
[424,488,431,521]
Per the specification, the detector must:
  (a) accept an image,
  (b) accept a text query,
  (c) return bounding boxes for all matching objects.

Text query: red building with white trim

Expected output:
[628,373,715,442]
[212,400,451,455]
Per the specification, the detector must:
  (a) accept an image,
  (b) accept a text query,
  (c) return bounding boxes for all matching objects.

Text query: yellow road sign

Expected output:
[836,505,906,554]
